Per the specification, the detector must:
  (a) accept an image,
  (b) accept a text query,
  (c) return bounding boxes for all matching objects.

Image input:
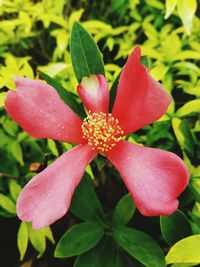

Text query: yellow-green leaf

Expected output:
[175,51,200,60]
[0,193,16,214]
[27,223,46,258]
[47,139,59,157]
[40,227,55,244]
[0,92,6,108]
[150,63,169,81]
[9,180,22,202]
[18,222,28,261]
[166,235,200,265]
[177,0,197,35]
[165,0,178,19]
[176,100,200,117]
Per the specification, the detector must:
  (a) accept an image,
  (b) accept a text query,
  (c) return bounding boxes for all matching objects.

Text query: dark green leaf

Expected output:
[172,118,195,158]
[113,226,166,267]
[55,222,104,258]
[112,193,135,225]
[95,155,107,172]
[179,119,195,158]
[74,237,125,267]
[109,72,120,112]
[0,208,15,218]
[10,141,24,165]
[160,210,192,246]
[141,56,152,69]
[39,71,86,119]
[70,174,105,223]
[70,22,105,83]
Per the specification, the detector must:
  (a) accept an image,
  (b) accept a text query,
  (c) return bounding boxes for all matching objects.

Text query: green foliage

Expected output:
[112,193,136,225]
[160,210,192,246]
[39,71,86,118]
[55,222,104,258]
[70,174,105,223]
[0,0,200,266]
[71,22,105,83]
[113,226,166,267]
[74,237,125,267]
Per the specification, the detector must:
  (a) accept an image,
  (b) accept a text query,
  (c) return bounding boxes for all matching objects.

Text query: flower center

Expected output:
[82,111,124,153]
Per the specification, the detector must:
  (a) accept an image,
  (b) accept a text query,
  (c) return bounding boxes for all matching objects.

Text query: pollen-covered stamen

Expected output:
[82,111,124,153]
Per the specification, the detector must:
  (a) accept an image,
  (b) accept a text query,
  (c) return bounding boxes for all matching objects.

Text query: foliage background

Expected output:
[0,0,200,266]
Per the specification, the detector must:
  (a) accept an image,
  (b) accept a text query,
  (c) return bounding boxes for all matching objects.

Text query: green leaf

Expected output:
[0,208,16,218]
[39,71,86,119]
[18,222,28,261]
[74,237,125,267]
[176,100,200,117]
[160,210,192,245]
[0,193,16,214]
[111,0,127,13]
[70,22,105,83]
[113,226,166,267]
[112,194,135,225]
[190,179,200,202]
[141,56,152,70]
[166,235,200,265]
[70,174,105,223]
[55,222,104,258]
[109,72,120,112]
[9,180,21,202]
[95,155,107,172]
[10,141,24,165]
[2,119,18,137]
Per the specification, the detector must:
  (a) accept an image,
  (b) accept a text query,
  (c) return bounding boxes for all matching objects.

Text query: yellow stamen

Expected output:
[82,111,124,153]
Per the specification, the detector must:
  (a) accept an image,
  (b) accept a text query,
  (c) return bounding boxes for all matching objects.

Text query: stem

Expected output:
[0,173,21,180]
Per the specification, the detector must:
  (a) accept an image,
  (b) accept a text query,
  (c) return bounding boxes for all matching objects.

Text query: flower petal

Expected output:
[17,144,97,229]
[106,141,189,216]
[112,46,172,135]
[77,75,109,113]
[5,77,84,144]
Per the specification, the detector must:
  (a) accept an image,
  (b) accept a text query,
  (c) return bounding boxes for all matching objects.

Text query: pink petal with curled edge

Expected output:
[17,144,97,229]
[106,140,189,216]
[5,77,85,144]
[77,75,109,113]
[112,46,172,135]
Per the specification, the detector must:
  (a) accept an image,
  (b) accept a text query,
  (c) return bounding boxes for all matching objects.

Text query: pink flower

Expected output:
[5,47,189,229]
